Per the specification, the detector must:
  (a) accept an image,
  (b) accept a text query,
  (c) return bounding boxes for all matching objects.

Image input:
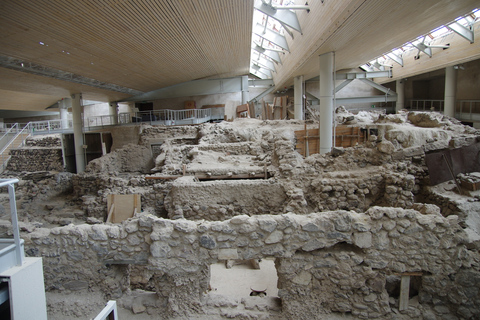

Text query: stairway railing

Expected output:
[0,123,33,172]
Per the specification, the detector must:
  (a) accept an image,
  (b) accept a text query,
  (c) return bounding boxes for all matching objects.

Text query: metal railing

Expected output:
[94,301,118,320]
[407,99,444,112]
[87,108,213,128]
[0,109,216,170]
[86,115,117,128]
[0,179,23,267]
[29,119,73,133]
[0,123,32,171]
[455,100,480,122]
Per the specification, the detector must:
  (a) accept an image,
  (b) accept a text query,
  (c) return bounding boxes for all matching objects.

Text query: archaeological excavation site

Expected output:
[0,109,478,320]
[0,1,479,319]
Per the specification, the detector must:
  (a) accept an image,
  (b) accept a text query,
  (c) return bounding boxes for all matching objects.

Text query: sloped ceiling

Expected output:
[0,0,254,111]
[272,0,480,90]
[0,0,478,112]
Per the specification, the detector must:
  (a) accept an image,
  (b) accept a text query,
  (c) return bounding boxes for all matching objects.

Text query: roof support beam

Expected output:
[0,56,143,96]
[251,64,272,78]
[359,78,396,95]
[248,79,274,87]
[387,52,404,67]
[253,23,289,52]
[335,79,354,93]
[335,70,392,80]
[253,54,276,71]
[251,70,270,80]
[123,77,246,102]
[250,85,276,103]
[255,0,302,33]
[336,95,397,104]
[253,45,282,64]
[447,21,474,43]
[411,37,450,59]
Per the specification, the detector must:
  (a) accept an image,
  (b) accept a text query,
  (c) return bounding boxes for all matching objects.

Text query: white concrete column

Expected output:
[444,66,456,117]
[109,102,119,125]
[58,98,70,129]
[319,52,334,154]
[241,75,249,105]
[294,75,304,120]
[395,79,405,113]
[71,93,85,173]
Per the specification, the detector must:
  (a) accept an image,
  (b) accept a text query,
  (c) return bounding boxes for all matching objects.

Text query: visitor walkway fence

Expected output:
[0,108,215,172]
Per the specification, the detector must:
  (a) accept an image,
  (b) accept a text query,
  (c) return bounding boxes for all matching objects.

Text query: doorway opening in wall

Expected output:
[209,257,280,299]
[386,274,423,306]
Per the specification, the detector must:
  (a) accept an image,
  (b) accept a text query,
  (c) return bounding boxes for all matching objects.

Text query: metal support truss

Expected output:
[336,95,397,104]
[253,53,276,71]
[253,44,282,64]
[253,23,289,52]
[123,77,247,102]
[255,0,304,33]
[372,59,393,71]
[411,36,449,59]
[251,64,272,78]
[387,52,404,67]
[0,56,143,95]
[335,79,354,93]
[251,70,271,80]
[447,21,474,43]
[250,85,276,103]
[335,70,392,80]
[248,79,274,88]
[334,74,397,104]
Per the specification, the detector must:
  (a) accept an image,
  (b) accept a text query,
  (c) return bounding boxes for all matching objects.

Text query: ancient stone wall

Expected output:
[25,135,62,147]
[165,177,287,220]
[19,206,480,319]
[6,148,64,172]
[72,174,170,219]
[6,135,64,172]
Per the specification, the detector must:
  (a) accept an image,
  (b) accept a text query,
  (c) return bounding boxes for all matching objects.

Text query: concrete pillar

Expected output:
[444,66,456,117]
[58,98,70,129]
[109,102,119,125]
[319,52,334,154]
[294,75,304,120]
[71,93,85,173]
[395,79,405,113]
[241,75,249,105]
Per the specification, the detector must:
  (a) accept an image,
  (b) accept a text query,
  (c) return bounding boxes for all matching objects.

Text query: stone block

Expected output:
[265,230,283,244]
[354,232,372,248]
[218,248,238,260]
[200,235,217,249]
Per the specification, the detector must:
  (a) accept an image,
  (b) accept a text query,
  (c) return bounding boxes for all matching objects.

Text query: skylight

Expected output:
[360,8,479,72]
[249,0,306,80]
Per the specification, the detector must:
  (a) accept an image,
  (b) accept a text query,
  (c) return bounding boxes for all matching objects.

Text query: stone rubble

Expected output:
[0,111,479,319]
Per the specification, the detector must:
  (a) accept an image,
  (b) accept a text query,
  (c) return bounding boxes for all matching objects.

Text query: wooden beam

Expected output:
[145,173,268,180]
[399,275,411,311]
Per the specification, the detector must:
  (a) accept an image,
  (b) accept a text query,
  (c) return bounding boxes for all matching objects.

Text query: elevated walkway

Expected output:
[405,99,480,123]
[0,108,218,172]
[85,108,215,130]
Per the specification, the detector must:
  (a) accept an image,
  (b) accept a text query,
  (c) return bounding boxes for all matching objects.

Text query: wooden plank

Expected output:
[106,194,141,223]
[145,173,268,180]
[295,126,364,155]
[394,272,423,276]
[107,195,114,223]
[106,203,115,223]
[145,175,182,180]
[399,275,411,311]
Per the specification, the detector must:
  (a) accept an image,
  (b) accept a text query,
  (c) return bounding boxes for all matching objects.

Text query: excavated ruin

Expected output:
[0,110,479,319]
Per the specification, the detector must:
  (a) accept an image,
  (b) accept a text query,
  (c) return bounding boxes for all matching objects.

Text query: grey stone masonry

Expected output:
[20,206,479,319]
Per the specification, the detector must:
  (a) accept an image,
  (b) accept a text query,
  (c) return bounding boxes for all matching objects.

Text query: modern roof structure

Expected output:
[0,0,479,112]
